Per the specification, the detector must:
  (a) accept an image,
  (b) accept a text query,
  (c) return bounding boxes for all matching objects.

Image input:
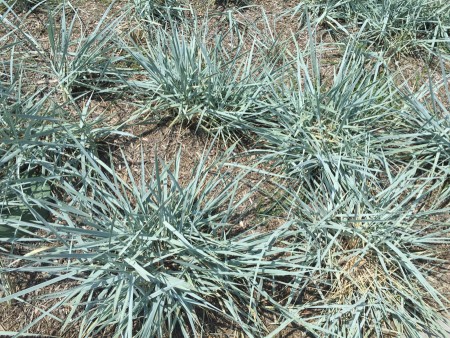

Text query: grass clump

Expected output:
[281,162,449,337]
[296,0,450,57]
[132,0,186,23]
[0,0,449,337]
[0,145,323,337]
[119,16,274,141]
[242,32,450,336]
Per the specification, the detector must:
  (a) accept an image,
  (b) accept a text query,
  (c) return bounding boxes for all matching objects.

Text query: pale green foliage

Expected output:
[120,17,274,140]
[293,0,450,56]
[0,1,449,337]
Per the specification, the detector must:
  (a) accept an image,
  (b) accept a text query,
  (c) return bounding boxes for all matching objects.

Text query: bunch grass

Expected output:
[0,1,449,337]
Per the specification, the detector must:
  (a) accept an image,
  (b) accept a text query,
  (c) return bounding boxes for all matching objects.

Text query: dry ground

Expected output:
[1,0,449,337]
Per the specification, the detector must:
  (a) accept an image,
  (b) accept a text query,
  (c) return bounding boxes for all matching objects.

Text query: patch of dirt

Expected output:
[2,0,449,337]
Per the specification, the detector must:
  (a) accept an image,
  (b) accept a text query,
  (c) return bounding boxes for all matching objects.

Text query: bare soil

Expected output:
[1,0,449,337]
